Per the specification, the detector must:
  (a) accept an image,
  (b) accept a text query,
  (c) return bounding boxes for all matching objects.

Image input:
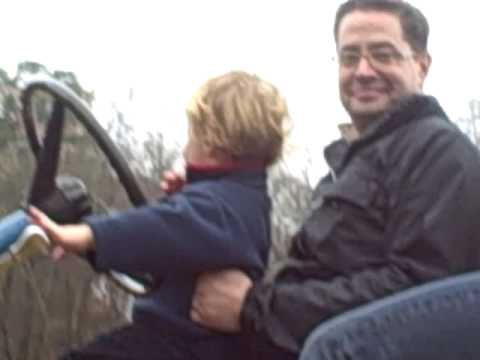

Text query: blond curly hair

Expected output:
[186,71,289,166]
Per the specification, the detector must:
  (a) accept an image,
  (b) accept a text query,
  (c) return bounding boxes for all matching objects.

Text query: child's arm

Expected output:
[88,184,268,277]
[29,206,95,254]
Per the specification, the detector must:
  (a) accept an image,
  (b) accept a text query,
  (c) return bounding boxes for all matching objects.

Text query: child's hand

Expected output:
[160,170,186,195]
[29,206,95,255]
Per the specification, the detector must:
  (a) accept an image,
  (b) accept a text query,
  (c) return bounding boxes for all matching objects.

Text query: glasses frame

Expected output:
[337,46,415,70]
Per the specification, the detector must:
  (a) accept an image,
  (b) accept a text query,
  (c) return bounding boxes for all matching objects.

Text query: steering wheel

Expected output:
[21,77,152,295]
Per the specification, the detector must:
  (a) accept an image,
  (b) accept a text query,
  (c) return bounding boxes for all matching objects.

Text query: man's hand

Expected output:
[191,269,253,333]
[29,206,95,254]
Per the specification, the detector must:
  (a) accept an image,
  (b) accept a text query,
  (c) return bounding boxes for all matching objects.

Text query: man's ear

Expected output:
[417,52,432,84]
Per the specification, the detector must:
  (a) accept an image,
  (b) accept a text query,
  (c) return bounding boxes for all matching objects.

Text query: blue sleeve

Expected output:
[85,186,264,276]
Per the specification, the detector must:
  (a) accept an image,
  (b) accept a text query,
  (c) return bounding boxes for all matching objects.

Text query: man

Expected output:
[189,1,480,359]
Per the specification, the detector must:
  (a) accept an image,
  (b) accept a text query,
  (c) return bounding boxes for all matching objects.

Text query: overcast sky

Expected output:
[1,1,479,180]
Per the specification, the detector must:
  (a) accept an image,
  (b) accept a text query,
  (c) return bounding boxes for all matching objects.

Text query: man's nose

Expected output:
[354,56,377,77]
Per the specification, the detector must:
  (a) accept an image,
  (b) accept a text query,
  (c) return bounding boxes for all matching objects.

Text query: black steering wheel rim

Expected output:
[21,77,147,207]
[20,78,153,294]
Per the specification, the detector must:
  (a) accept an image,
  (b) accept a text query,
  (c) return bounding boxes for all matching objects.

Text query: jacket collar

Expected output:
[357,94,449,144]
[324,139,349,177]
[324,95,449,173]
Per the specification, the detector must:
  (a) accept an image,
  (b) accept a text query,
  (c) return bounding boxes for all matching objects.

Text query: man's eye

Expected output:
[371,51,394,64]
[340,53,360,66]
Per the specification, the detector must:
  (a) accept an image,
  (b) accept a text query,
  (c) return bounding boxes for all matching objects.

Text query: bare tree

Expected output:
[456,99,480,146]
[267,161,313,278]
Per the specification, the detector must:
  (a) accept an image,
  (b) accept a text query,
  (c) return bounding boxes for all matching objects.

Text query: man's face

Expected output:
[337,10,431,131]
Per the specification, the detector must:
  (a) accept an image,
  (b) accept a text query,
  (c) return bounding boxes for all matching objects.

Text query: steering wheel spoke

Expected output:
[27,100,65,204]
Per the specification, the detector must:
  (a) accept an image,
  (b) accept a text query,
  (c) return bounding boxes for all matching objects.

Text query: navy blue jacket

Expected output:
[86,167,271,338]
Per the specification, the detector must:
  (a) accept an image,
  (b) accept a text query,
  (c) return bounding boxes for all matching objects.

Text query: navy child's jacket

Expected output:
[86,166,271,338]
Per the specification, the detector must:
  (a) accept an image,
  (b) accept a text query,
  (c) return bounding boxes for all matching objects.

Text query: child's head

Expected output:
[185,71,289,167]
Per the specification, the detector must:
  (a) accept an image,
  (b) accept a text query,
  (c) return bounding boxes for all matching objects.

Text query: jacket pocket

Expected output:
[324,163,380,204]
[314,156,389,230]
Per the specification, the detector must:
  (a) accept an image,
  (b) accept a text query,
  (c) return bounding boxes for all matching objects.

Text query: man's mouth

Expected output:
[351,87,387,101]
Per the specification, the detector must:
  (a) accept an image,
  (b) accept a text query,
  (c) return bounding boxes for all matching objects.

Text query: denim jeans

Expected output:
[300,271,480,360]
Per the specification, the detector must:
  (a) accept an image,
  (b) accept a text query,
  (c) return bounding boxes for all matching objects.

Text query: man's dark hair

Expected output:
[334,0,429,53]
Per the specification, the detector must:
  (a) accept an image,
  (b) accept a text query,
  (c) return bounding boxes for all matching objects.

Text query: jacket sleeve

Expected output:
[241,122,480,353]
[86,185,263,276]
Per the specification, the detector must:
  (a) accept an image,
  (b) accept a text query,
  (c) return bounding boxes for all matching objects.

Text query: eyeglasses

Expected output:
[338,47,414,69]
